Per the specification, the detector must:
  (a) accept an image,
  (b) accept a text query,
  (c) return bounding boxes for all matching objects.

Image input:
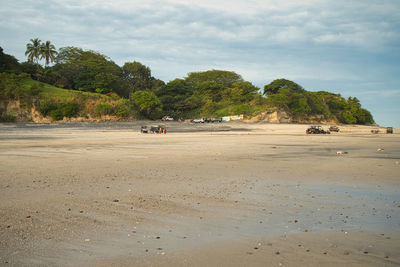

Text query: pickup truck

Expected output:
[193,118,205,123]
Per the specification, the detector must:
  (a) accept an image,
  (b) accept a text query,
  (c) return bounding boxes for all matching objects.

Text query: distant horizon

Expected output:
[1,0,399,127]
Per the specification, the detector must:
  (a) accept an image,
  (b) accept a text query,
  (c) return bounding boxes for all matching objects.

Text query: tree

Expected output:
[25,38,42,64]
[53,46,122,93]
[156,79,195,116]
[264,79,304,95]
[131,90,162,119]
[40,40,57,66]
[121,61,152,98]
[20,61,44,80]
[186,70,243,88]
[0,47,20,73]
[194,81,225,102]
[222,81,259,104]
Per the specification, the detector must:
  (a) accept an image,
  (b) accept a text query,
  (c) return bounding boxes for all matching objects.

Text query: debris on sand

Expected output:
[336,151,348,155]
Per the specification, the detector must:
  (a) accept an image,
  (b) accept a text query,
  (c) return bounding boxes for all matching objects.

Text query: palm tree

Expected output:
[25,38,42,64]
[40,40,57,66]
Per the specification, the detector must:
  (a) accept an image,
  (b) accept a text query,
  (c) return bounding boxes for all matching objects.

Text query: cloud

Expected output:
[1,0,399,126]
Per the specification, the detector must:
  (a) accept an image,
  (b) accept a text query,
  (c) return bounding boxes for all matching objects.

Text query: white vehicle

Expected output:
[193,118,205,123]
[162,116,174,121]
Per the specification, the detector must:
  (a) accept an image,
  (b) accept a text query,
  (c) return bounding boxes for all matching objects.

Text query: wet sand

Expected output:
[0,122,399,266]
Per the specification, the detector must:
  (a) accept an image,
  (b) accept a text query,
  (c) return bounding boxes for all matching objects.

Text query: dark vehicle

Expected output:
[329,125,340,132]
[306,126,330,134]
[210,118,222,123]
[387,127,393,134]
[150,125,166,134]
[140,126,148,133]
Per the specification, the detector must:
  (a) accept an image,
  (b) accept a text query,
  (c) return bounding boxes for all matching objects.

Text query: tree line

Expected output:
[0,39,374,124]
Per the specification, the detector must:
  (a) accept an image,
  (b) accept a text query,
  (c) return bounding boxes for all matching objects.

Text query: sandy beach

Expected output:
[0,122,399,266]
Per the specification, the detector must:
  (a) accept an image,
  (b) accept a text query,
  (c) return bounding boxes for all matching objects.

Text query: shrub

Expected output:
[39,98,57,116]
[27,83,42,96]
[59,102,80,118]
[114,99,132,118]
[39,98,80,119]
[0,72,23,99]
[0,113,16,122]
[49,109,63,121]
[95,103,114,116]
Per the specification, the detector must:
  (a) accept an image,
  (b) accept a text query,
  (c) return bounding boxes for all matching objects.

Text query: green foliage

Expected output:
[289,92,311,115]
[53,47,121,93]
[114,99,133,118]
[263,79,374,124]
[0,47,20,73]
[121,61,152,97]
[156,79,194,116]
[186,70,243,88]
[131,90,162,119]
[95,103,114,117]
[49,109,63,121]
[341,110,357,124]
[28,83,42,96]
[2,44,377,123]
[39,98,80,120]
[19,61,44,80]
[38,98,56,116]
[222,81,259,104]
[264,79,304,95]
[0,72,24,99]
[59,102,80,118]
[0,113,16,122]
[40,40,57,66]
[305,92,330,116]
[25,38,42,64]
[194,81,225,102]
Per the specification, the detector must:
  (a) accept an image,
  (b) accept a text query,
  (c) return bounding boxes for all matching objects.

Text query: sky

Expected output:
[1,0,399,127]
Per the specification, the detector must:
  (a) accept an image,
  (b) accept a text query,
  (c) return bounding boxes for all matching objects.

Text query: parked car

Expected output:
[162,116,174,121]
[329,125,340,132]
[150,125,166,134]
[210,118,222,123]
[140,126,148,133]
[306,126,330,134]
[193,118,205,123]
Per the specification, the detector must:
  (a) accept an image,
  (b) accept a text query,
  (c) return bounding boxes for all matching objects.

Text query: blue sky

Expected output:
[1,0,399,127]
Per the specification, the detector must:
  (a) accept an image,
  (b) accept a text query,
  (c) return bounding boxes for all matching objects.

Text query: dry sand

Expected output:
[0,122,399,266]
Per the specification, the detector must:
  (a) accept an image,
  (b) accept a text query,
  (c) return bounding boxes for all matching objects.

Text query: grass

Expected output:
[21,78,109,100]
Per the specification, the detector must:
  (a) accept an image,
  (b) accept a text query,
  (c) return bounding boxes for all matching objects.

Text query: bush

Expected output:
[0,113,16,122]
[114,99,132,118]
[0,72,23,99]
[49,109,63,121]
[95,103,114,116]
[59,102,80,118]
[39,98,80,120]
[39,98,57,116]
[27,83,42,96]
